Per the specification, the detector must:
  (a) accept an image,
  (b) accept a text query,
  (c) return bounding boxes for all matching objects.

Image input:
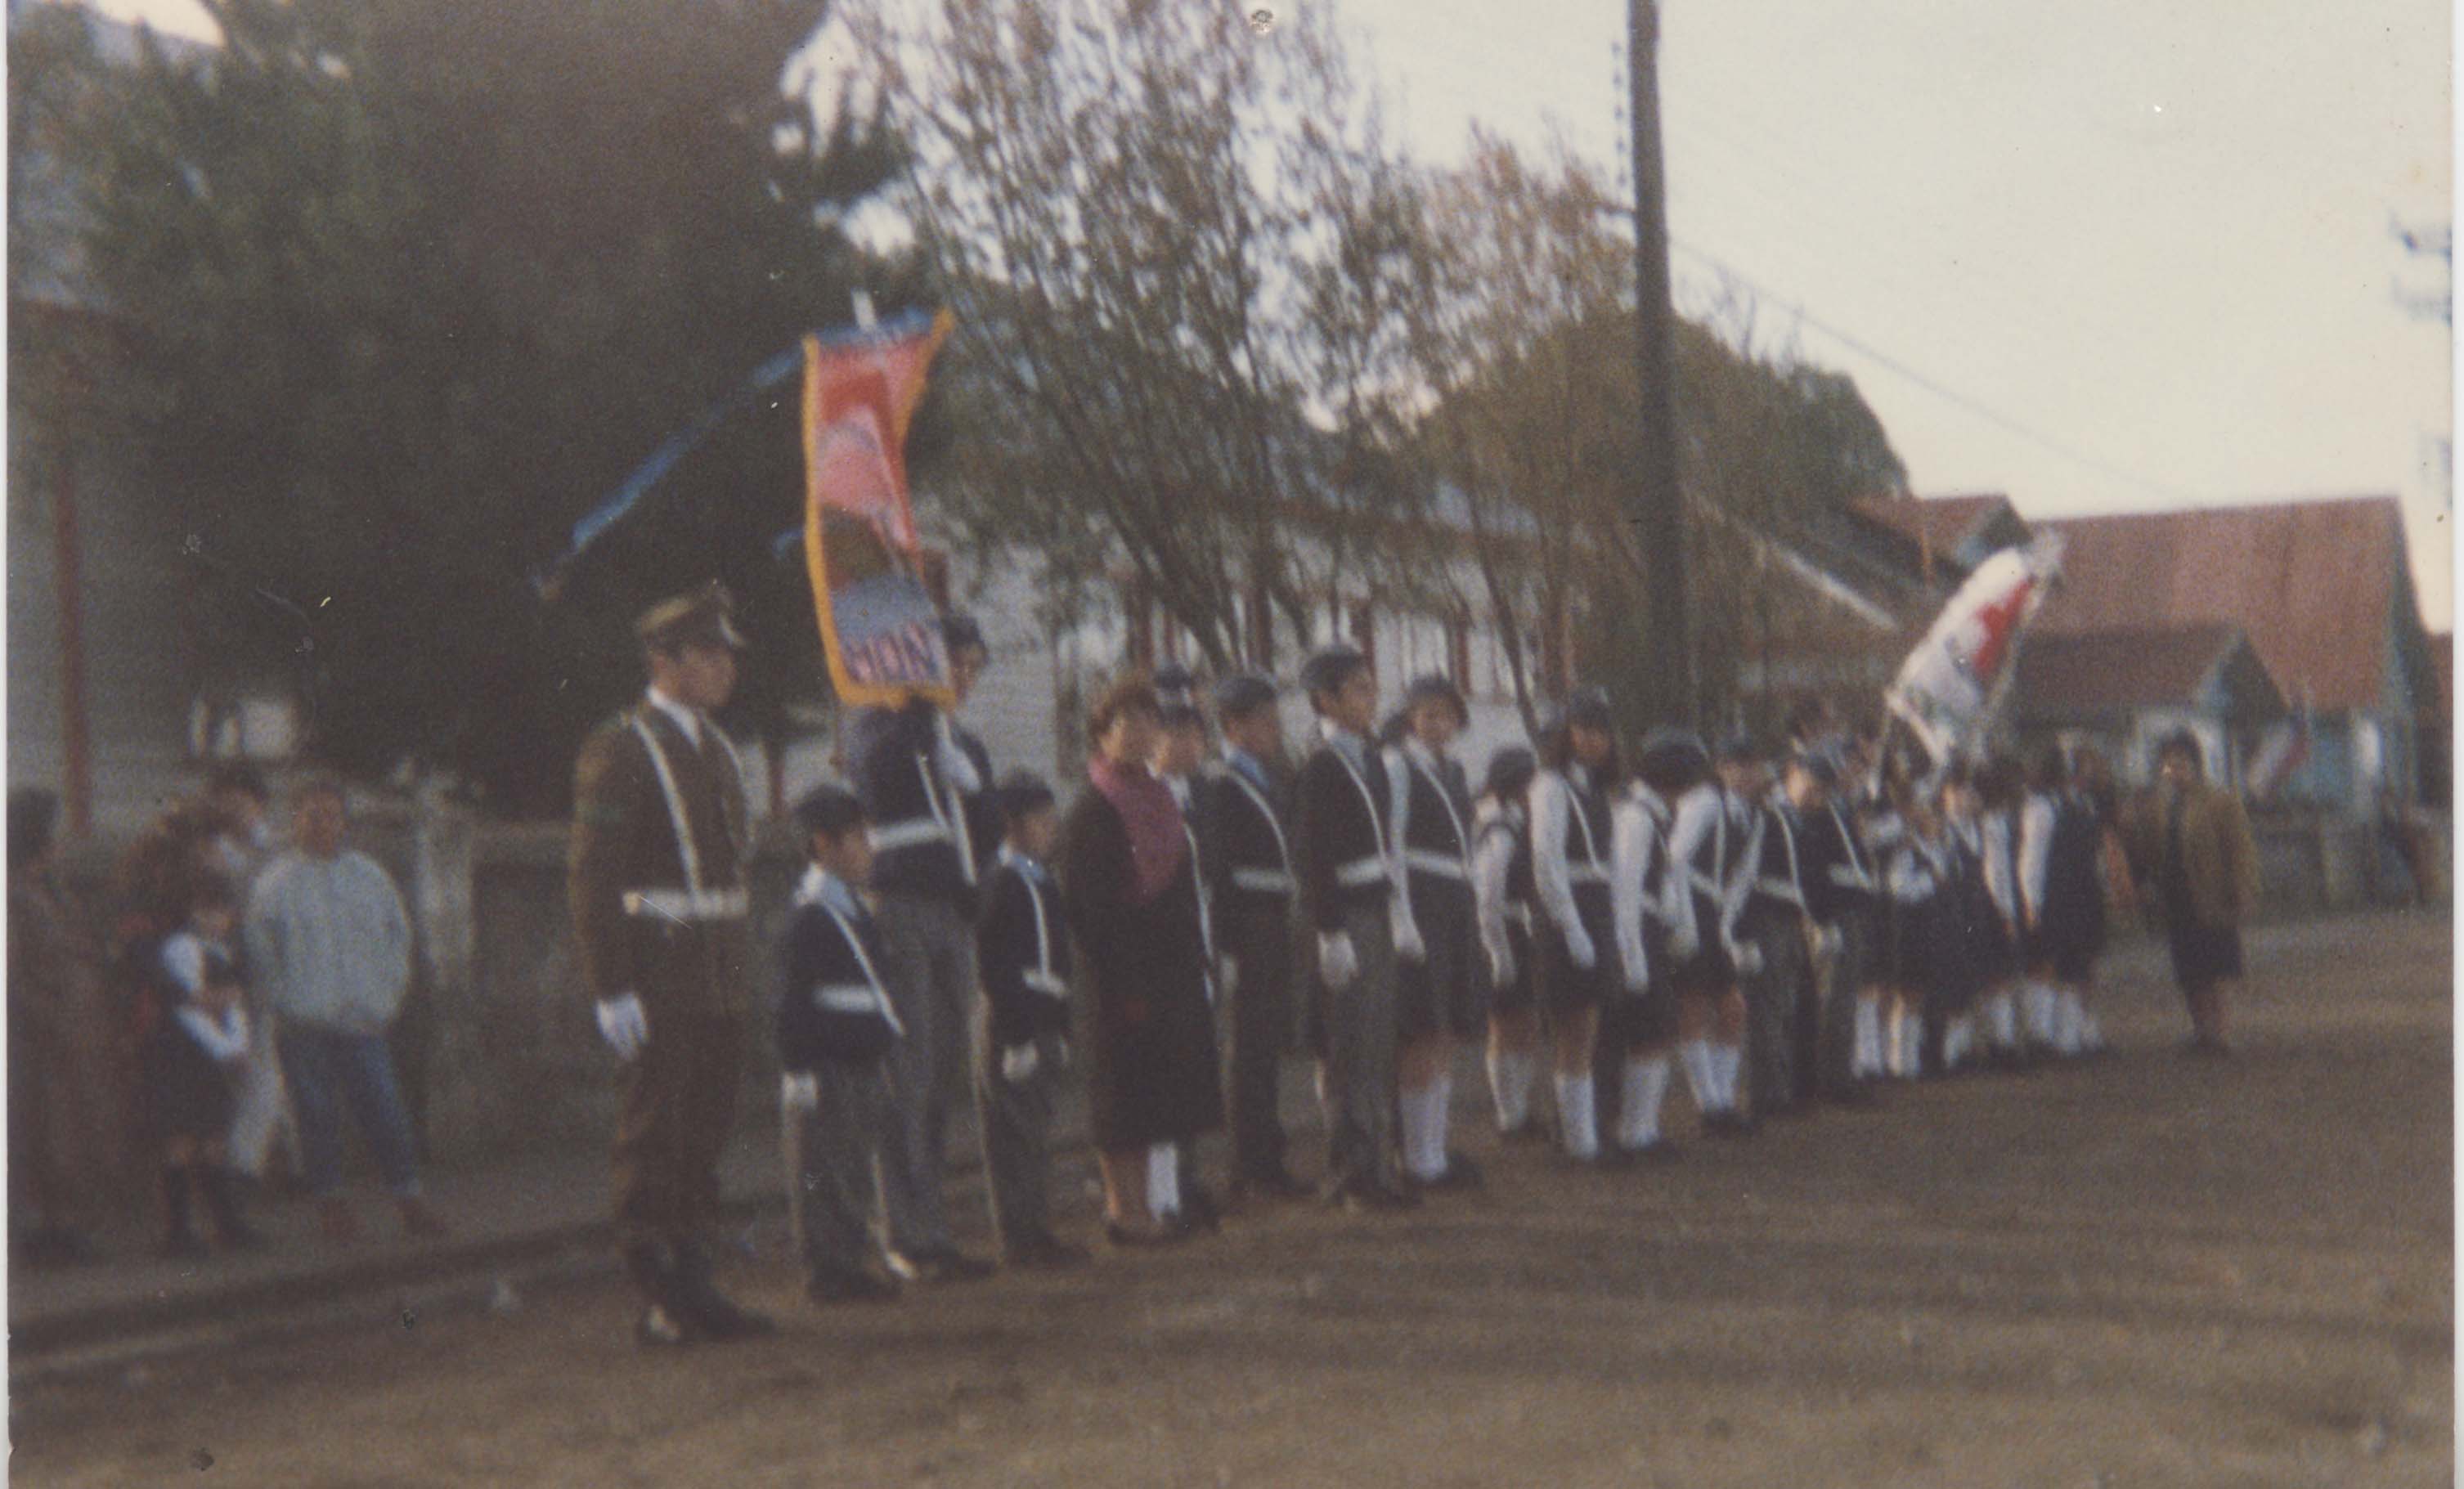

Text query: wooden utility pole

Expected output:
[1627,0,1692,725]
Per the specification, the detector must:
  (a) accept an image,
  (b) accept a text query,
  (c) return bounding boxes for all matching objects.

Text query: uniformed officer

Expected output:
[842,614,999,1282]
[569,582,774,1347]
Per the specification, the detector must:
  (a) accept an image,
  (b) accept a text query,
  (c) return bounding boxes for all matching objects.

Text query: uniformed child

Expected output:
[1528,689,1620,1164]
[2021,748,2110,1059]
[1202,674,1307,1197]
[1795,747,1885,1103]
[1383,675,1483,1191]
[1294,646,1415,1210]
[1607,729,1702,1159]
[1667,736,1758,1134]
[974,773,1089,1269]
[1737,741,1817,1120]
[1964,758,2028,1070]
[1472,746,1543,1139]
[144,872,262,1257]
[1861,765,1918,1084]
[1885,779,1968,1079]
[778,786,907,1305]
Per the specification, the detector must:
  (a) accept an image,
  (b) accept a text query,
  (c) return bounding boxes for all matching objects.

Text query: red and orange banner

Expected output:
[800,308,955,709]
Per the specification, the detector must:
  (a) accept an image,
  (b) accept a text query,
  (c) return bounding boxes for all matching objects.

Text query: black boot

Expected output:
[197,1166,264,1250]
[622,1240,697,1348]
[161,1164,207,1259]
[673,1240,777,1341]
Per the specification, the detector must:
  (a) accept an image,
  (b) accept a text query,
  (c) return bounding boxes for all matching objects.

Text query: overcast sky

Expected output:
[81,0,2458,625]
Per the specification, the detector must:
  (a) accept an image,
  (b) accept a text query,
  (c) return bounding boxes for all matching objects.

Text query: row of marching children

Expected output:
[768,639,2125,1316]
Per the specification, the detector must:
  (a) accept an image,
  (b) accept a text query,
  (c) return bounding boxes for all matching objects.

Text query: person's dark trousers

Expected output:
[1221,903,1295,1180]
[1741,908,1808,1116]
[608,1011,743,1268]
[784,1060,895,1279]
[976,1033,1069,1251]
[276,1022,426,1197]
[1321,903,1400,1192]
[1815,912,1872,1100]
[872,894,977,1258]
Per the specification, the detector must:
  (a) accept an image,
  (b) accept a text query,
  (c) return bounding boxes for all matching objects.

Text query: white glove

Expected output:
[1000,1043,1042,1084]
[1669,930,1699,964]
[780,1071,820,1111]
[595,993,649,1061]
[1218,956,1241,1000]
[1815,924,1844,959]
[1623,962,1649,995]
[932,718,984,795]
[1391,900,1427,964]
[1318,931,1359,991]
[1566,926,1597,972]
[1730,940,1766,977]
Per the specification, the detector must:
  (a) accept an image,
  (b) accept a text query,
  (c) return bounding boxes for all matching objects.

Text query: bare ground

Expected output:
[11,910,2452,1487]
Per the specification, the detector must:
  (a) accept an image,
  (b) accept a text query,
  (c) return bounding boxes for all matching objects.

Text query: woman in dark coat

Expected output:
[1057,677,1223,1244]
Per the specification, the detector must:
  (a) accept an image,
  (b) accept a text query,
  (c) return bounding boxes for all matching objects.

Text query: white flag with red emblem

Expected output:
[1886,536,2065,767]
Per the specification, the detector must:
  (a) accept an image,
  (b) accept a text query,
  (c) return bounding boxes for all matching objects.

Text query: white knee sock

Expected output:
[1553,1073,1599,1159]
[1852,999,1883,1077]
[1679,1038,1716,1108]
[1403,1083,1448,1182]
[1147,1142,1181,1219]
[2022,983,2058,1044]
[1618,1056,1671,1150]
[1488,1048,1533,1130]
[2054,989,2085,1056]
[1943,1016,1974,1069]
[1709,1043,1742,1112]
[1986,990,2018,1049]
[1892,1011,1922,1077]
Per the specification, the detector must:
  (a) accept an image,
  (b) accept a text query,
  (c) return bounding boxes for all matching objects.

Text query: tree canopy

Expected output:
[20,0,911,812]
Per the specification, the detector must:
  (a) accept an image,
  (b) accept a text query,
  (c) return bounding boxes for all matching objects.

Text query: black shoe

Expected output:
[1005,1232,1091,1271]
[1178,1181,1227,1233]
[1498,1115,1553,1146]
[1233,1165,1313,1200]
[671,1241,779,1340]
[1104,1218,1188,1249]
[1419,1152,1485,1191]
[807,1267,903,1304]
[1323,1175,1419,1212]
[635,1303,698,1348]
[888,1248,999,1284]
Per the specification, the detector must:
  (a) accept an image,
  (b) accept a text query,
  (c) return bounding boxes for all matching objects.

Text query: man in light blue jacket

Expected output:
[245,777,447,1244]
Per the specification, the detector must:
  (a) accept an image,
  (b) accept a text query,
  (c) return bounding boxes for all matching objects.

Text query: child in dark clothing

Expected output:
[777,786,908,1305]
[146,872,261,1257]
[974,772,1086,1268]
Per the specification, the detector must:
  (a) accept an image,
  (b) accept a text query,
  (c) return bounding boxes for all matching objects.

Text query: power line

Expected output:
[1663,236,2203,505]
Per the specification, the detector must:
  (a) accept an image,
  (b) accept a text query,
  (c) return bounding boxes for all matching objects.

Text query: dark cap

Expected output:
[1634,727,1709,783]
[1299,646,1370,700]
[635,581,747,652]
[1157,700,1207,732]
[1481,744,1538,801]
[940,612,987,657]
[2156,727,2203,768]
[793,783,865,839]
[1400,673,1469,727]
[1213,673,1279,719]
[1564,686,1613,731]
[1716,731,1761,765]
[994,770,1056,824]
[1152,662,1199,708]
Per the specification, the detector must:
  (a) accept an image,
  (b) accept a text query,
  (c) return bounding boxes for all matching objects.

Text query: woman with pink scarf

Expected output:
[1057,677,1223,1245]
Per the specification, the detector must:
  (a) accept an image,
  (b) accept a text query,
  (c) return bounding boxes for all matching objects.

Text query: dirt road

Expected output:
[12,911,2451,1487]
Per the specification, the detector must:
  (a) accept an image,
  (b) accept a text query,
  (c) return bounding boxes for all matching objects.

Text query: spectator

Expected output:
[143,869,263,1256]
[8,789,103,1266]
[2123,731,2260,1056]
[201,762,297,1186]
[245,777,448,1242]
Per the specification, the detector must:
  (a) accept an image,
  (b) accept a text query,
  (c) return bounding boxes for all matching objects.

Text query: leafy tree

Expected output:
[29,0,911,813]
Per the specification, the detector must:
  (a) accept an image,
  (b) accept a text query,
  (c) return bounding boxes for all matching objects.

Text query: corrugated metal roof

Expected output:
[2032,497,2413,713]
